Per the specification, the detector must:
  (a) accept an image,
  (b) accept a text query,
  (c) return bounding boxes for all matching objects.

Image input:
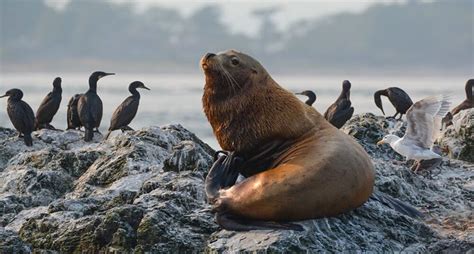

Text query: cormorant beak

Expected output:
[0,94,7,98]
[295,92,302,95]
[142,85,150,90]
[377,105,385,115]
[376,140,385,146]
[98,73,115,80]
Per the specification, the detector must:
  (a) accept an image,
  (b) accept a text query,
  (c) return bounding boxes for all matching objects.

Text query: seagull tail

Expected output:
[370,191,424,219]
[436,94,451,117]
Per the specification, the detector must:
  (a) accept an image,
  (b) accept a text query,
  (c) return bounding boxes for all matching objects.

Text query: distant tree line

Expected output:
[0,0,472,72]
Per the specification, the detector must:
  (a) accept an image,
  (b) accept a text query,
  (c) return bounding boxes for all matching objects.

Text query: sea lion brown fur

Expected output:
[201,50,375,229]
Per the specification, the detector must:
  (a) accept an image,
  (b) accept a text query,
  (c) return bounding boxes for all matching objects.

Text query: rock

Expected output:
[0,119,472,253]
[0,228,31,254]
[438,108,474,162]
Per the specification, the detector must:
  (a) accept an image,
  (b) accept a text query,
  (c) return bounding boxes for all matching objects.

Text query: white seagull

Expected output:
[377,95,451,163]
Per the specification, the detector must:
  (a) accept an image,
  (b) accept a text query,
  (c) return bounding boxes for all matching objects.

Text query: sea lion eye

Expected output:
[231,57,239,66]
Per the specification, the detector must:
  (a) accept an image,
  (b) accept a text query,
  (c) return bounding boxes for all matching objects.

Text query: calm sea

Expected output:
[0,72,468,149]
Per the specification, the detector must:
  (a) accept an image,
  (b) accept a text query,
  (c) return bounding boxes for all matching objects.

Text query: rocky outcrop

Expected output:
[0,117,472,253]
[438,108,474,162]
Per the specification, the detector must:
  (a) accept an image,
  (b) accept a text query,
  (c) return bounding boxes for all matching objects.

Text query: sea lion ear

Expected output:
[251,68,258,74]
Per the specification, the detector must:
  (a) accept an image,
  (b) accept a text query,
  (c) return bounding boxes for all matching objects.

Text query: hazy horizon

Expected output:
[2,0,472,74]
[44,0,395,36]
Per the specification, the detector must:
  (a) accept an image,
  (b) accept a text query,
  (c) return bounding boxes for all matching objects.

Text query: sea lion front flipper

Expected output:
[205,151,242,202]
[216,213,304,231]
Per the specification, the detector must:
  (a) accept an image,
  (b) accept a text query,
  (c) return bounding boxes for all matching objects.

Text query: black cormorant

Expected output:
[105,81,150,139]
[324,80,354,129]
[451,79,473,116]
[35,77,62,130]
[1,89,35,146]
[442,79,473,126]
[67,94,83,130]
[77,71,114,141]
[295,90,316,106]
[374,87,413,120]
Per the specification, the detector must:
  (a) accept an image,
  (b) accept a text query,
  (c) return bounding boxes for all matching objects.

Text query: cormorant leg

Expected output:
[397,114,403,120]
[391,112,399,119]
[216,213,304,231]
[18,132,24,138]
[94,128,102,134]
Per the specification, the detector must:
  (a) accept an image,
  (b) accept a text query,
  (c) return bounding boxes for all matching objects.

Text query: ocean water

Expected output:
[0,72,468,149]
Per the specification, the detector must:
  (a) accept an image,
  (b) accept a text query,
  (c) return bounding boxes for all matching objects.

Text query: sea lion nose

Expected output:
[204,53,216,61]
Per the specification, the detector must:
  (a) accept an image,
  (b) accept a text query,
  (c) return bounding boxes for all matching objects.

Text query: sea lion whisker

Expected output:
[223,68,241,90]
[218,62,239,95]
[223,68,242,95]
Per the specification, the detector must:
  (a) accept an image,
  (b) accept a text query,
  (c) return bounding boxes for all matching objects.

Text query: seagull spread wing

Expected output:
[402,95,450,149]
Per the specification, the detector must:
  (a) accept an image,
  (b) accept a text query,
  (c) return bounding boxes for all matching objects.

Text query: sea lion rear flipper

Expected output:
[205,151,242,202]
[371,191,424,219]
[216,213,304,231]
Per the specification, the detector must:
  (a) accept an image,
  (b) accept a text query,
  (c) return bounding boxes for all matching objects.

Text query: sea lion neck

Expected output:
[203,78,316,153]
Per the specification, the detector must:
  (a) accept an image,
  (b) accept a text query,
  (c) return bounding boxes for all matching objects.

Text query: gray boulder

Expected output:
[0,117,472,253]
[438,108,474,162]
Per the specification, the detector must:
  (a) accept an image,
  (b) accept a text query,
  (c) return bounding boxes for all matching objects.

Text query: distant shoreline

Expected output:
[1,62,471,77]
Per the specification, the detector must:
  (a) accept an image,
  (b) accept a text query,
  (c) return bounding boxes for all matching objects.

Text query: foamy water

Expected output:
[0,72,468,149]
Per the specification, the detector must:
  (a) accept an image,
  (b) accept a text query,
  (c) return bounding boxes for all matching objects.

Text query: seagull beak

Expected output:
[376,140,385,146]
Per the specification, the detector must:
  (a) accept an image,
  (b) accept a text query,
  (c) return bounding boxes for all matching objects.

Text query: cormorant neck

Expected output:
[375,90,388,97]
[129,87,140,97]
[374,90,386,114]
[8,94,22,101]
[466,81,473,101]
[88,77,98,93]
[305,93,316,106]
[338,88,350,100]
[53,86,62,94]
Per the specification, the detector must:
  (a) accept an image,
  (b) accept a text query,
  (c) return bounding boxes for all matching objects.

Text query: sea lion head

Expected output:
[201,50,319,153]
[201,50,269,98]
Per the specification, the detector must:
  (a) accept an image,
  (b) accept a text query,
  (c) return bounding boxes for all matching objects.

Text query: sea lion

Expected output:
[201,50,376,230]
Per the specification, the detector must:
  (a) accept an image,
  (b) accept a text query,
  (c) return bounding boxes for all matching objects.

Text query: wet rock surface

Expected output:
[0,118,472,253]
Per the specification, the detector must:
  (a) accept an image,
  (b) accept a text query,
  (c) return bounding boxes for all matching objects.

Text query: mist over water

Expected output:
[0,72,467,149]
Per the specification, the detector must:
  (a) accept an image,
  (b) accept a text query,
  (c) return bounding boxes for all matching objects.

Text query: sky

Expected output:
[44,0,407,36]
